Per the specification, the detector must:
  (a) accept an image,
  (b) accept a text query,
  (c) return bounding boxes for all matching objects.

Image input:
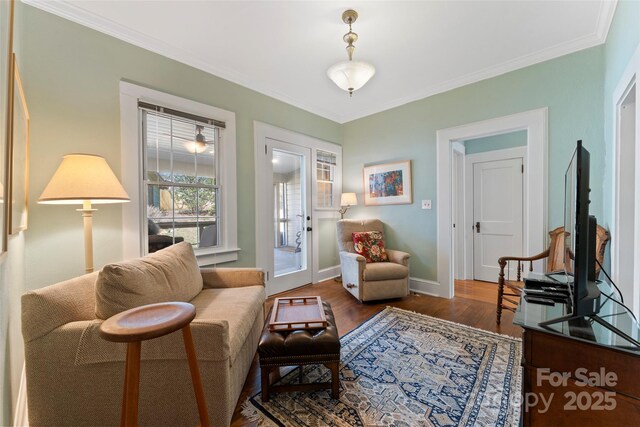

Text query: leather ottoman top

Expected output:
[258,301,340,362]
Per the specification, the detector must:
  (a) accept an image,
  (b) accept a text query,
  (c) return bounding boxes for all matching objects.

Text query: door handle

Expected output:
[475,222,480,233]
[307,227,312,232]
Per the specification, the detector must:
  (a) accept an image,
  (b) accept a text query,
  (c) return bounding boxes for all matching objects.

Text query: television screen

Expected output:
[563,148,577,280]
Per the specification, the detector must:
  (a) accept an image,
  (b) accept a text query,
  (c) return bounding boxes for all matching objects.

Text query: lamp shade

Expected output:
[327,60,376,94]
[340,192,358,207]
[39,154,130,204]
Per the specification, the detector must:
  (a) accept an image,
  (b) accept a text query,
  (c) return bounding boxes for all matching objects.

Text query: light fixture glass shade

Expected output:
[38,154,130,204]
[184,140,208,154]
[340,192,358,207]
[327,61,376,94]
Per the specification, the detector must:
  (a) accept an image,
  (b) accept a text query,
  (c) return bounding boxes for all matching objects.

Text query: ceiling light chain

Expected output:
[327,9,376,97]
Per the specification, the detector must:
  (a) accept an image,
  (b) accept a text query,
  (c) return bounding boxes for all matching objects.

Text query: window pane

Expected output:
[144,112,172,182]
[316,150,336,208]
[197,187,218,248]
[142,107,220,253]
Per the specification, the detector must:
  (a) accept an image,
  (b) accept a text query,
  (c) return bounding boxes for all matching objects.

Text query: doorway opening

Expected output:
[452,132,527,284]
[436,108,548,299]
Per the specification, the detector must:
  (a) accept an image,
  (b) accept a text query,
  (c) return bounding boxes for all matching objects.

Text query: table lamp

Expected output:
[38,154,130,273]
[338,192,357,219]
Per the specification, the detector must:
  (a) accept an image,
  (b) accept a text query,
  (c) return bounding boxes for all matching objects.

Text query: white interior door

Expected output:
[473,157,523,282]
[262,137,312,295]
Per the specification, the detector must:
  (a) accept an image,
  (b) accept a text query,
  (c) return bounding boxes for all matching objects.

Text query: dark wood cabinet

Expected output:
[521,328,640,426]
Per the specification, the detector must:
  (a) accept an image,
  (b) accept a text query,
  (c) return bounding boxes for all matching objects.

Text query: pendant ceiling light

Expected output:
[327,9,376,97]
[184,125,208,154]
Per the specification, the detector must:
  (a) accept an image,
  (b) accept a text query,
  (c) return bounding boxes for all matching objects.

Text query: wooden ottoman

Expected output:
[258,300,341,401]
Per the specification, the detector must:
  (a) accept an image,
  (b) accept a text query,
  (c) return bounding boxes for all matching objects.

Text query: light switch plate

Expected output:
[421,200,432,209]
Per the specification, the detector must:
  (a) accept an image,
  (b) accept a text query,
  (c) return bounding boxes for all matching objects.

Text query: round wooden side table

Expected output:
[99,302,210,427]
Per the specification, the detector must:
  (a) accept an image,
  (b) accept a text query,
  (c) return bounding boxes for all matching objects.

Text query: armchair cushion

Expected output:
[363,262,408,281]
[95,241,203,319]
[352,231,389,263]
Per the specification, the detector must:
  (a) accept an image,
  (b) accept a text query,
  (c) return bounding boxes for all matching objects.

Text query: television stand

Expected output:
[514,279,640,425]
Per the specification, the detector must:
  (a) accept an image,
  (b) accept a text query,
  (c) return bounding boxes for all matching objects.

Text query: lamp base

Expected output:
[77,202,97,274]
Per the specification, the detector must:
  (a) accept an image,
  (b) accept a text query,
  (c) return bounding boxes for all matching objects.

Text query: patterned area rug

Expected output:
[243,307,522,426]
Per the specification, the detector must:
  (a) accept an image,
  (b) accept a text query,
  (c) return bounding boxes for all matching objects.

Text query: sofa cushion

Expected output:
[95,242,203,319]
[363,262,408,281]
[352,231,389,263]
[76,285,265,365]
[189,286,266,363]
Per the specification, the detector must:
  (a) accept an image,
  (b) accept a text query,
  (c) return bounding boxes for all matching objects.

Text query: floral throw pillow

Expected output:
[352,231,389,263]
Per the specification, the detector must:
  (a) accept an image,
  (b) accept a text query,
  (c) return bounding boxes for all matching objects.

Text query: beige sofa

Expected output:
[22,242,266,427]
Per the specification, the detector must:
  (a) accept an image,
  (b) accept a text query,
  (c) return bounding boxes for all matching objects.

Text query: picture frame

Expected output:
[363,160,412,206]
[10,55,29,233]
[0,0,15,253]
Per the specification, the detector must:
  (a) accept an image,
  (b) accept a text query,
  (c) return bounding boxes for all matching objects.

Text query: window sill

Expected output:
[195,247,241,266]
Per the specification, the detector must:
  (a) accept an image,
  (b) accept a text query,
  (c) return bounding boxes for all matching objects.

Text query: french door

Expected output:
[260,137,313,295]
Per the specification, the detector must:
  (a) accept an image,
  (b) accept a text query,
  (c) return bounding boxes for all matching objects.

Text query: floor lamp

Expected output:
[38,154,130,273]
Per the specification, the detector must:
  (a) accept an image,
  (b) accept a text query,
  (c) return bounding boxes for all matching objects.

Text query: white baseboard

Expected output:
[409,277,449,298]
[316,265,340,283]
[13,363,28,427]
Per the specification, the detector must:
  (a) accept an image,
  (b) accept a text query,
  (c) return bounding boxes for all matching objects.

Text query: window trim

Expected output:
[119,81,239,264]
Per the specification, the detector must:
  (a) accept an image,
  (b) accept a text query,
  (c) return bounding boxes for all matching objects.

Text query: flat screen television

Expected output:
[541,140,601,327]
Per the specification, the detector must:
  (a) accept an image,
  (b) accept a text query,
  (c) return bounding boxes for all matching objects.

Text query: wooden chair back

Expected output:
[545,225,610,276]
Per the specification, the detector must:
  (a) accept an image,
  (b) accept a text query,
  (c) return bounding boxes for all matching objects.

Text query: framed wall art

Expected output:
[0,0,15,252]
[363,160,412,206]
[10,55,29,233]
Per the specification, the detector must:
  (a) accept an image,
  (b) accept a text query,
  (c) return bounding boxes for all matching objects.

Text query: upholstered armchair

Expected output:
[337,219,410,302]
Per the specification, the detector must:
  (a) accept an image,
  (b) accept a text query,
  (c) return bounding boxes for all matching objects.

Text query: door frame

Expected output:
[436,108,548,298]
[254,122,342,294]
[611,42,640,317]
[464,146,527,280]
[451,142,466,280]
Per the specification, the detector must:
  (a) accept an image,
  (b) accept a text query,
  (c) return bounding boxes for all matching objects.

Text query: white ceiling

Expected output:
[25,0,617,124]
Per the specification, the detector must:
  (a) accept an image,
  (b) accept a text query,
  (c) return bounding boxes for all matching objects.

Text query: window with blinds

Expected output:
[316,150,337,208]
[140,103,222,252]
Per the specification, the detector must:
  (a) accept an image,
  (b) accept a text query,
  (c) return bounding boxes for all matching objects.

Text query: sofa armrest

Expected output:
[386,249,411,267]
[200,268,265,289]
[22,272,99,343]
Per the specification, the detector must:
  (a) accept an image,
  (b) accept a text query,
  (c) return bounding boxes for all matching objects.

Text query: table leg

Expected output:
[182,325,211,427]
[123,341,141,427]
[261,367,271,402]
[328,362,340,399]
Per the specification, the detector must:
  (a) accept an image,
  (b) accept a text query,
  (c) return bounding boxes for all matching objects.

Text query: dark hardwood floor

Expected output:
[230,278,521,426]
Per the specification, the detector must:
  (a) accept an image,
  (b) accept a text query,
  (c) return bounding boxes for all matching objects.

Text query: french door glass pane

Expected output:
[273,149,305,277]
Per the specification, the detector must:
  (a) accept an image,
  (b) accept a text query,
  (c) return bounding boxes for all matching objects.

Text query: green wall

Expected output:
[603,0,640,227]
[318,218,339,270]
[464,130,527,155]
[20,5,342,290]
[343,47,604,282]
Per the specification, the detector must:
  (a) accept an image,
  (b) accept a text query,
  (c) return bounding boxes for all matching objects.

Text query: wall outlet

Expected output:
[421,200,432,210]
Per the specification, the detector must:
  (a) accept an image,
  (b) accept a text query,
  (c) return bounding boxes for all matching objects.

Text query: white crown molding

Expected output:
[22,0,343,123]
[339,0,619,123]
[595,0,618,43]
[25,0,618,125]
